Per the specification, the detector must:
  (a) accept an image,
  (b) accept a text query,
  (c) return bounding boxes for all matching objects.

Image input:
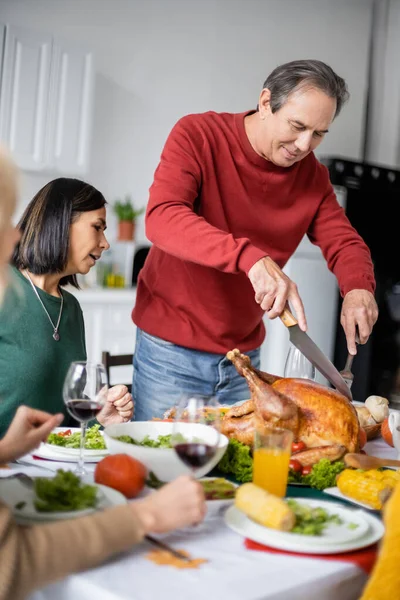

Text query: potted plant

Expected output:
[113,195,145,241]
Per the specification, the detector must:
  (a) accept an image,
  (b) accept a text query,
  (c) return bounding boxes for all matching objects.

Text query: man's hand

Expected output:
[341,289,378,355]
[248,256,307,331]
[97,384,134,426]
[0,406,64,463]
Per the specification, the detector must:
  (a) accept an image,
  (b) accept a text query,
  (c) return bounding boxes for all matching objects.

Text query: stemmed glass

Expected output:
[171,395,221,477]
[284,343,317,380]
[63,361,108,476]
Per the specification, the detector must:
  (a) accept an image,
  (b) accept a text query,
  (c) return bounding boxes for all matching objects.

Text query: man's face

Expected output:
[255,86,336,167]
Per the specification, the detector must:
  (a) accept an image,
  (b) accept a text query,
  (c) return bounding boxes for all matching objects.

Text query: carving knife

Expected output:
[279,306,352,400]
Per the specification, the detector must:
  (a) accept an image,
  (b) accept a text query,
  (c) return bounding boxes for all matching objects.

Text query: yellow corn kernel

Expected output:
[337,469,394,509]
[381,469,400,483]
[235,483,295,531]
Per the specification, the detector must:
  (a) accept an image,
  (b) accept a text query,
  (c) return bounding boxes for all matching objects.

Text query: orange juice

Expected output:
[253,447,291,497]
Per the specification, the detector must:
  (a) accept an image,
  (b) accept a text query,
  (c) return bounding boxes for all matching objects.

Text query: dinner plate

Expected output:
[200,477,238,517]
[0,479,126,523]
[225,498,384,554]
[44,427,109,458]
[33,442,105,463]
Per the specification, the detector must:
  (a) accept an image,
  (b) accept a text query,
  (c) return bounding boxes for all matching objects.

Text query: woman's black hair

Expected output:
[12,177,106,288]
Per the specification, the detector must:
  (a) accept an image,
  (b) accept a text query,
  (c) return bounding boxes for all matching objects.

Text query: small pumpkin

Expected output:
[95,453,147,498]
[381,417,394,447]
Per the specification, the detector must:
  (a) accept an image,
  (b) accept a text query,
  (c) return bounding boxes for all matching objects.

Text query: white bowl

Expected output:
[103,421,228,482]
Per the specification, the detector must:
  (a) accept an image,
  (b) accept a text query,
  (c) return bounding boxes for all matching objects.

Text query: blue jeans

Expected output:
[132,329,260,421]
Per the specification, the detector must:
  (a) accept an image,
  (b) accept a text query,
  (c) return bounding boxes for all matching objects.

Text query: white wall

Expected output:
[0,0,373,244]
[365,0,400,168]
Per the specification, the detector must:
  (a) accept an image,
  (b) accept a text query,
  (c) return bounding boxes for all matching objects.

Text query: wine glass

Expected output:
[171,395,221,478]
[284,343,316,380]
[63,361,108,476]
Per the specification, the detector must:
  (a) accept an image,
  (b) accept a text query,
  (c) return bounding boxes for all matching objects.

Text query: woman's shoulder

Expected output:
[61,288,83,312]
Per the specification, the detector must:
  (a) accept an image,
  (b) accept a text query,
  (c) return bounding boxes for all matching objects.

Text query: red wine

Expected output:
[65,399,102,422]
[174,443,216,469]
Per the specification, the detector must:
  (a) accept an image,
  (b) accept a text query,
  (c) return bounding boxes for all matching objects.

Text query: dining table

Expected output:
[17,435,396,600]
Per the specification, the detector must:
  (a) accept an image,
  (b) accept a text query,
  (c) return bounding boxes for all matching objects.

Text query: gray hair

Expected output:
[263,60,349,119]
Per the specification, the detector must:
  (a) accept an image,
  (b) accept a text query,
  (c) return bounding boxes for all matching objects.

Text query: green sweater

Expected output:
[0,268,86,436]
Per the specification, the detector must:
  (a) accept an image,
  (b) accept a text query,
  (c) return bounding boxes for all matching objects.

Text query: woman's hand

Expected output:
[0,406,64,463]
[97,385,134,426]
[133,475,206,534]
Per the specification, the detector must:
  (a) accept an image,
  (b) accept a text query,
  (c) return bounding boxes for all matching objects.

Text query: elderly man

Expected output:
[132,59,378,420]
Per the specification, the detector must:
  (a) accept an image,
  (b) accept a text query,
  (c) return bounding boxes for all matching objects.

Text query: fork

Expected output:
[339,333,360,390]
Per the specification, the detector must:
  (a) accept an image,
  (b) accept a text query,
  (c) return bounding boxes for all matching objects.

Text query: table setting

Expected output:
[1,347,398,600]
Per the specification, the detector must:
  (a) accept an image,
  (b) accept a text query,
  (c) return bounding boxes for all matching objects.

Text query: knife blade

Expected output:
[279,307,352,401]
[145,535,191,562]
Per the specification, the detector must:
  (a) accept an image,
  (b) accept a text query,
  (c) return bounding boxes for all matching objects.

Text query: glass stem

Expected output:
[78,421,87,476]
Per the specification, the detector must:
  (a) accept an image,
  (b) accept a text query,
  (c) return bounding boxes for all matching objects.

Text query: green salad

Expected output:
[114,433,191,448]
[217,439,345,490]
[115,433,174,448]
[33,470,98,512]
[288,458,345,490]
[288,499,342,536]
[47,424,106,450]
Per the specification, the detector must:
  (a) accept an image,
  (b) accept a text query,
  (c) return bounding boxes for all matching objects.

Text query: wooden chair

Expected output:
[102,351,133,393]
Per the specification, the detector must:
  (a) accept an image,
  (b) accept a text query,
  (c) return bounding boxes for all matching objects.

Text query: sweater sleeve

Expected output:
[307,165,375,297]
[0,501,145,600]
[146,117,267,275]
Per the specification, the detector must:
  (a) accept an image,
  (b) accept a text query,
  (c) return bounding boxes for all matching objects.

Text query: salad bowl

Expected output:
[103,421,228,481]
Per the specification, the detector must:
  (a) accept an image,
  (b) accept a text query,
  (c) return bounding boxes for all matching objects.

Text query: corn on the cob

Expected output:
[235,483,295,531]
[337,469,394,509]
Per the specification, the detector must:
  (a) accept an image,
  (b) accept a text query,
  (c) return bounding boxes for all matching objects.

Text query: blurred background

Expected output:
[0,0,398,399]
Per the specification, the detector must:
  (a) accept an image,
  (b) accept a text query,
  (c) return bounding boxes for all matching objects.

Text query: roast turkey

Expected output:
[221,349,360,461]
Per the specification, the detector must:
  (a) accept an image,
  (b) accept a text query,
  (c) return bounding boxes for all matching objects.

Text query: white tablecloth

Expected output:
[22,436,394,600]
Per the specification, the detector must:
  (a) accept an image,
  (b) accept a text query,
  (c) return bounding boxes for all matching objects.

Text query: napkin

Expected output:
[244,538,378,574]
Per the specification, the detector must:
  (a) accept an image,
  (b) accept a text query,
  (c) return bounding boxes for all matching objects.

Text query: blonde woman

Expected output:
[0,148,206,600]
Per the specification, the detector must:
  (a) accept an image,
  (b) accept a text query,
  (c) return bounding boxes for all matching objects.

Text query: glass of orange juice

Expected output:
[253,425,293,497]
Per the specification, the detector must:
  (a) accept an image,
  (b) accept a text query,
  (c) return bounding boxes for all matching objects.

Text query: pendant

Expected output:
[53,331,60,341]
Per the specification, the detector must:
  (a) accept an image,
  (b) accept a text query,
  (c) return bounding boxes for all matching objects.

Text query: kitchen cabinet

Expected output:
[0,24,94,174]
[47,41,94,174]
[0,25,52,171]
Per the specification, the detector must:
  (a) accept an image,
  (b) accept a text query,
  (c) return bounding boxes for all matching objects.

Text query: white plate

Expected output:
[0,479,126,523]
[225,499,384,554]
[200,477,238,517]
[45,427,109,458]
[34,442,105,463]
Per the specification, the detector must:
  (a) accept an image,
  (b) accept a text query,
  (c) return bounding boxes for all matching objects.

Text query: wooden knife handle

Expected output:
[279,305,298,328]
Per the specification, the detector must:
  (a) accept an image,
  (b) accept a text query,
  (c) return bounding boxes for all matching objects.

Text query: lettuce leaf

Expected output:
[217,439,253,482]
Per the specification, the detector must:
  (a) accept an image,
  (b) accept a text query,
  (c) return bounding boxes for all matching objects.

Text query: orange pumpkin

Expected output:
[358,427,367,449]
[381,417,394,447]
[95,453,147,498]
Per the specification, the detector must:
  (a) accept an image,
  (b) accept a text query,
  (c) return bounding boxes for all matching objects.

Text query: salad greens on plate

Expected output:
[34,470,98,512]
[47,424,106,450]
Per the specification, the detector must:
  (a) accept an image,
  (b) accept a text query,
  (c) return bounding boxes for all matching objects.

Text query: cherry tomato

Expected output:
[291,441,306,454]
[301,465,312,476]
[58,429,72,437]
[289,459,302,473]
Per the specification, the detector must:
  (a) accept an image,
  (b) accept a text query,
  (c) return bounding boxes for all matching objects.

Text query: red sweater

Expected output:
[132,111,375,354]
